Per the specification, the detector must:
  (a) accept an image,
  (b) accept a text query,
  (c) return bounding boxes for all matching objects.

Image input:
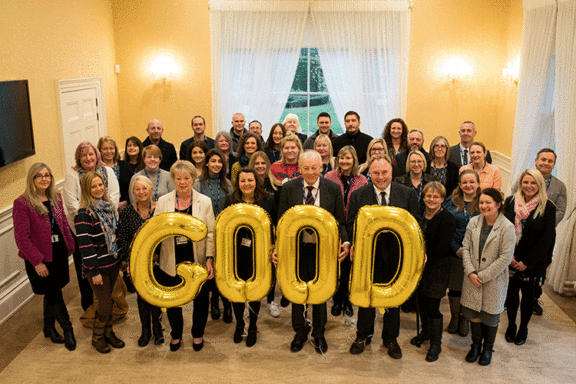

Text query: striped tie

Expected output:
[306,186,315,205]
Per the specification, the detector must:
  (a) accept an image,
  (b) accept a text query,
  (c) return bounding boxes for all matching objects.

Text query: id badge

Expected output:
[176,236,189,245]
[51,234,59,243]
[241,238,252,247]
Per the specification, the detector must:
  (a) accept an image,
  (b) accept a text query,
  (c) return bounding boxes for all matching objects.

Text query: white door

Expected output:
[57,77,106,172]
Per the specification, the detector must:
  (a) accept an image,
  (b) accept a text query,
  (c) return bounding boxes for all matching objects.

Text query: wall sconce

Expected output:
[440,56,473,82]
[149,55,181,84]
[502,57,519,85]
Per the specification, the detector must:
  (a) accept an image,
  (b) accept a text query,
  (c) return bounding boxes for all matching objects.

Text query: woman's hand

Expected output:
[118,201,128,212]
[349,245,355,261]
[206,258,214,279]
[456,248,463,258]
[92,274,103,285]
[270,247,278,268]
[338,243,350,262]
[468,272,482,287]
[516,261,527,271]
[34,262,49,278]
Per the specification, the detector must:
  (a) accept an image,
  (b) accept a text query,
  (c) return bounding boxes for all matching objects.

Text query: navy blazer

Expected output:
[278,177,348,243]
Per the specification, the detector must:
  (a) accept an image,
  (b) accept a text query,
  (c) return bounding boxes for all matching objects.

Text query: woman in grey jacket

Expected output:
[461,188,516,366]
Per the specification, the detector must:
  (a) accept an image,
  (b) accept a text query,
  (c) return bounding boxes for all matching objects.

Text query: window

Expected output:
[279,48,343,136]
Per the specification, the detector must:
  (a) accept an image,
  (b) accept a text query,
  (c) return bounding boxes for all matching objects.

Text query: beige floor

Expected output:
[1,287,575,384]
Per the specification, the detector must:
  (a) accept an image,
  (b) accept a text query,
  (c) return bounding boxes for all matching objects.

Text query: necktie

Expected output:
[380,191,387,206]
[463,149,468,165]
[305,186,315,235]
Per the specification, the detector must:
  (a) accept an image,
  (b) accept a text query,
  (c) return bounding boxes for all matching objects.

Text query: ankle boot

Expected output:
[104,315,125,349]
[150,305,164,345]
[51,302,76,351]
[447,296,460,334]
[426,317,443,362]
[465,321,482,363]
[92,312,110,354]
[479,324,498,366]
[458,314,470,337]
[411,307,430,347]
[137,298,152,347]
[43,297,64,344]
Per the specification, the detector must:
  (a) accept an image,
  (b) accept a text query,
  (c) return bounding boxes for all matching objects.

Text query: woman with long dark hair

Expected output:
[382,118,408,158]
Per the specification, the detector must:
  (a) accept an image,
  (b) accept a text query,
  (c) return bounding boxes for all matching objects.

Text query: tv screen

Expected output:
[0,80,36,168]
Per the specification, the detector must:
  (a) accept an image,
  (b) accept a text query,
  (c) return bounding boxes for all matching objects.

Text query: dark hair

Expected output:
[451,169,480,214]
[249,120,262,128]
[237,132,263,158]
[191,115,206,126]
[344,111,360,121]
[536,148,556,161]
[480,188,504,213]
[382,118,408,152]
[470,141,486,153]
[317,112,331,121]
[230,167,269,204]
[123,136,144,170]
[200,149,231,195]
[186,140,209,166]
[266,123,286,151]
[367,153,392,169]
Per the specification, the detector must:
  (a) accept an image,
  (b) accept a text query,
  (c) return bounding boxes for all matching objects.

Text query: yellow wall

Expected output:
[0,0,120,209]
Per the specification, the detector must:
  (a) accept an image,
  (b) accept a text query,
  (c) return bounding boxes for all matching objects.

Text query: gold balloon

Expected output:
[276,205,340,305]
[214,203,274,303]
[349,206,424,309]
[130,212,209,308]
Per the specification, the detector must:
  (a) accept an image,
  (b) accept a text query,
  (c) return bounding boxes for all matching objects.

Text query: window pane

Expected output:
[290,48,308,92]
[309,48,328,93]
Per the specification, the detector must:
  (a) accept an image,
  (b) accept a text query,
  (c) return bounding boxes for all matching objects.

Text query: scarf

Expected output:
[240,154,251,167]
[514,195,540,245]
[92,199,118,258]
[78,166,110,189]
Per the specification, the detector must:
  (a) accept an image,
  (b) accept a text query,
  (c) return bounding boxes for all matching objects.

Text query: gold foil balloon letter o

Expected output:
[130,212,209,308]
[276,205,340,305]
[214,203,273,303]
[349,206,424,308]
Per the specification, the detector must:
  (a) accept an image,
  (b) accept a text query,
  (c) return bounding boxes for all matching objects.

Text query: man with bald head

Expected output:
[276,150,350,355]
[449,121,492,167]
[346,154,421,360]
[229,113,248,152]
[142,119,177,171]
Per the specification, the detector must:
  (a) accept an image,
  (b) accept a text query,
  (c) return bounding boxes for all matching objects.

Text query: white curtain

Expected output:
[310,1,411,138]
[210,1,308,135]
[548,0,576,295]
[509,0,557,186]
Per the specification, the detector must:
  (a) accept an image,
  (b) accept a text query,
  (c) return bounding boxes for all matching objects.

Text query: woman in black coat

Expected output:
[503,169,556,346]
[411,181,456,362]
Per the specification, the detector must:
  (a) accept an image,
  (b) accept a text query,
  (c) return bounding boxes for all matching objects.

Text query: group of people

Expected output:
[13,112,566,367]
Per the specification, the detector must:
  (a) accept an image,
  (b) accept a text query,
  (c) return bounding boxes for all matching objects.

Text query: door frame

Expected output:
[56,77,107,172]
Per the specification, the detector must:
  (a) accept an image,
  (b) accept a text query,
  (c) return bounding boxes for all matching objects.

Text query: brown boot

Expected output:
[104,315,125,349]
[92,312,110,354]
[458,314,470,337]
[447,296,460,334]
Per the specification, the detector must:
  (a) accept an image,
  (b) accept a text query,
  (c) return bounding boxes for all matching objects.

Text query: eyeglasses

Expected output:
[34,174,51,180]
[371,147,385,152]
[434,144,447,149]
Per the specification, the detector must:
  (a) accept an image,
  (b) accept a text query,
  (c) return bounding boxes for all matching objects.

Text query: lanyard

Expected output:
[144,169,160,201]
[175,193,193,215]
[206,180,221,207]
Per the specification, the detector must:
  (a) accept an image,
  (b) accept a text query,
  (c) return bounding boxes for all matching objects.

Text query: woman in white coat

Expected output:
[461,187,515,366]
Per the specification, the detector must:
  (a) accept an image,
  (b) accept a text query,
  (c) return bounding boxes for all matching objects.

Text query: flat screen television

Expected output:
[0,80,36,168]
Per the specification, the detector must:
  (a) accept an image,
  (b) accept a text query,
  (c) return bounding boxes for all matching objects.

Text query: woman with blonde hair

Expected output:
[270,132,303,184]
[394,150,436,205]
[13,163,76,351]
[313,134,335,176]
[426,136,459,196]
[503,169,556,346]
[283,113,307,144]
[75,171,125,353]
[98,136,133,212]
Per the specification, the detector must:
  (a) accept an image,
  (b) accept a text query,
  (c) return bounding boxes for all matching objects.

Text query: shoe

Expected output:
[246,329,257,347]
[466,322,482,363]
[104,316,125,349]
[223,305,233,323]
[192,339,204,352]
[514,327,528,346]
[533,299,543,316]
[505,324,517,343]
[458,315,469,337]
[350,337,370,355]
[314,337,328,354]
[410,332,429,348]
[267,301,280,318]
[331,302,342,316]
[170,339,181,352]
[426,344,442,362]
[383,340,402,359]
[479,324,498,366]
[425,318,443,362]
[138,328,152,347]
[211,302,221,320]
[290,334,307,353]
[343,303,354,318]
[401,302,414,313]
[280,296,290,307]
[234,327,244,344]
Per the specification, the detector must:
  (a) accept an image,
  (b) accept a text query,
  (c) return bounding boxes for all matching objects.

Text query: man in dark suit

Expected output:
[347,154,421,360]
[276,150,350,354]
[179,116,215,160]
[393,129,430,175]
[142,119,178,171]
[449,121,492,168]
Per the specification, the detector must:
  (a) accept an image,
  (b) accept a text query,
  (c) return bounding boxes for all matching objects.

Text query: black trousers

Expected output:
[333,257,351,305]
[292,242,327,338]
[72,233,94,310]
[507,277,535,330]
[357,307,400,344]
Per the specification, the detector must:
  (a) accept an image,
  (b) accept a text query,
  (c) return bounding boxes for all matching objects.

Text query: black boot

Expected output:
[246,302,260,347]
[51,302,76,351]
[232,303,246,343]
[465,321,482,363]
[123,273,137,294]
[104,315,125,349]
[426,317,443,362]
[211,292,221,320]
[137,297,152,347]
[479,324,498,366]
[43,297,64,344]
[447,296,460,334]
[222,298,233,324]
[150,305,164,345]
[92,312,110,354]
[411,307,430,347]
